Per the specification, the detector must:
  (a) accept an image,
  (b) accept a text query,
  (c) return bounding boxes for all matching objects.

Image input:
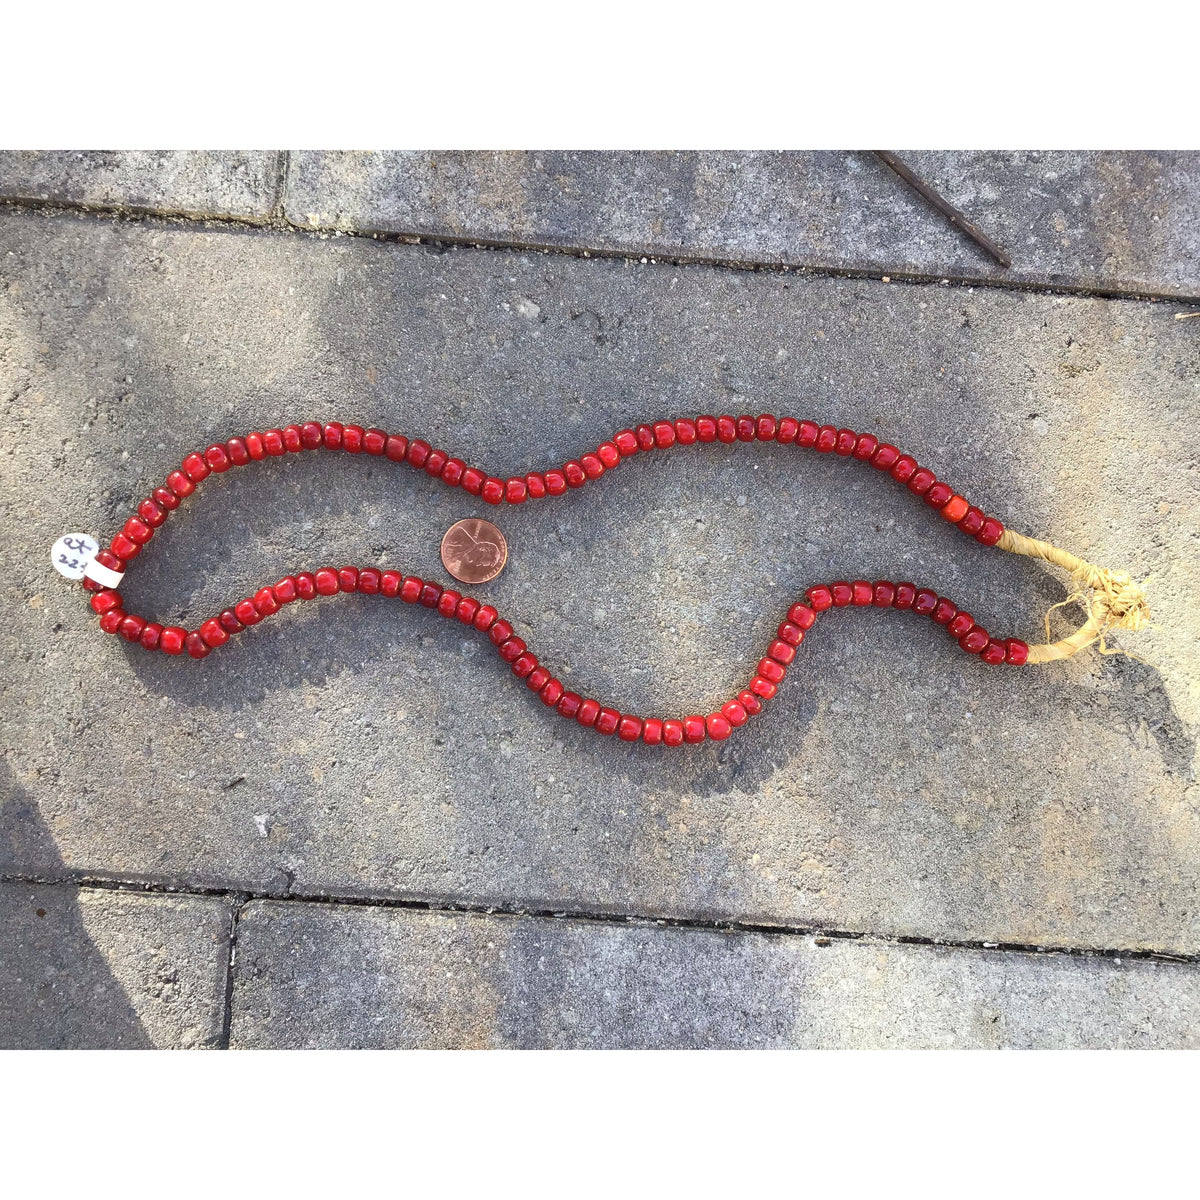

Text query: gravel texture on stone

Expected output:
[1,207,1197,954]
[0,881,231,1048]
[231,901,1200,1049]
[285,151,1200,298]
[0,150,280,220]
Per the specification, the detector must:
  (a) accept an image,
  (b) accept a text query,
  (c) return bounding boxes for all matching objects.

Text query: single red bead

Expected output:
[830,581,854,607]
[505,477,528,504]
[525,472,547,499]
[137,498,166,527]
[716,416,737,444]
[662,719,685,747]
[544,469,567,496]
[314,568,339,597]
[958,506,985,536]
[758,657,785,684]
[653,421,676,448]
[851,580,873,606]
[777,417,799,444]
[695,416,718,443]
[682,715,707,744]
[721,700,748,727]
[738,689,763,715]
[893,582,917,610]
[563,462,586,489]
[379,571,401,599]
[359,428,385,456]
[481,477,505,504]
[498,637,526,664]
[635,424,656,451]
[592,706,619,736]
[358,569,381,596]
[123,515,153,545]
[674,419,697,445]
[437,589,461,618]
[274,576,298,604]
[263,429,286,456]
[540,678,565,707]
[705,713,732,740]
[735,416,756,442]
[980,639,1007,665]
[959,627,989,654]
[576,698,601,728]
[907,467,936,495]
[300,421,323,450]
[787,602,817,630]
[597,441,621,468]
[873,581,896,607]
[456,596,479,624]
[384,434,407,462]
[932,597,958,625]
[580,453,605,480]
[404,439,430,468]
[140,622,164,650]
[442,458,465,487]
[167,469,195,498]
[768,639,795,665]
[425,448,448,478]
[282,425,303,453]
[99,608,125,635]
[337,567,359,593]
[557,692,583,719]
[1005,638,1030,666]
[977,517,1004,546]
[461,467,485,496]
[185,631,211,658]
[245,432,267,460]
[218,609,243,634]
[182,452,211,482]
[160,626,186,654]
[511,651,538,679]
[614,430,639,455]
[91,589,122,614]
[323,422,344,450]
[95,550,125,576]
[941,495,970,524]
[925,481,954,508]
[755,414,777,441]
[853,433,879,461]
[618,715,643,742]
[797,420,820,448]
[750,675,778,700]
[815,425,838,453]
[948,611,975,638]
[804,585,833,613]
[834,428,857,456]
[342,425,364,453]
[419,582,442,608]
[913,588,938,616]
[226,437,250,466]
[872,443,900,470]
[255,586,280,615]
[526,665,552,692]
[642,717,664,745]
[111,534,140,560]
[118,614,145,643]
[400,577,423,603]
[488,618,513,645]
[777,621,804,647]
[200,618,230,648]
[235,598,262,625]
[153,486,180,511]
[890,455,917,483]
[473,604,498,631]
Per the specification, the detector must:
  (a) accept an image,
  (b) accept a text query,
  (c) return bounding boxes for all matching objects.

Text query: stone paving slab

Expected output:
[0,881,231,1048]
[0,151,280,221]
[286,151,1200,299]
[2,208,1197,953]
[231,901,1200,1048]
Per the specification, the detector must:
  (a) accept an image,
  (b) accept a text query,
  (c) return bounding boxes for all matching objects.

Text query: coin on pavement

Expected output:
[440,518,508,585]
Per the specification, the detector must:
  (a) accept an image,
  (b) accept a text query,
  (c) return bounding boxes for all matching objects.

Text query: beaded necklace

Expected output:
[58,414,1151,747]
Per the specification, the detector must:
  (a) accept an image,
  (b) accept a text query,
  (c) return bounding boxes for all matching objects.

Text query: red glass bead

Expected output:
[695,416,718,443]
[873,581,896,607]
[721,700,748,727]
[890,455,917,483]
[160,626,186,655]
[735,416,756,442]
[1005,638,1030,666]
[653,421,676,448]
[562,461,585,489]
[337,567,358,593]
[488,618,513,645]
[959,627,989,654]
[977,517,1004,546]
[815,425,838,453]
[200,618,229,648]
[140,622,163,650]
[635,425,656,451]
[948,611,975,638]
[122,516,152,545]
[525,665,551,692]
[797,420,819,448]
[461,467,485,496]
[182,452,211,482]
[498,637,526,664]
[323,422,344,450]
[218,609,243,634]
[153,486,180,511]
[185,631,211,658]
[788,603,817,630]
[235,599,262,625]
[750,676,778,700]
[577,698,601,728]
[263,429,286,456]
[980,639,1007,665]
[456,596,480,624]
[91,589,122,614]
[342,425,364,453]
[755,414,777,441]
[419,583,442,608]
[618,715,643,742]
[614,430,639,456]
[663,719,685,747]
[580,453,605,479]
[382,572,403,600]
[777,621,804,647]
[425,448,448,477]
[300,422,323,450]
[738,689,762,715]
[400,577,422,603]
[674,419,697,445]
[597,441,621,468]
[406,439,431,468]
[871,443,900,470]
[273,577,297,604]
[958,506,985,536]
[642,717,664,745]
[913,588,938,616]
[511,652,538,679]
[932,597,958,625]
[524,472,546,499]
[804,585,833,613]
[834,428,857,456]
[245,433,267,461]
[383,434,406,462]
[117,614,145,643]
[93,549,124,575]
[505,477,528,504]
[481,477,505,504]
[99,608,125,635]
[110,534,140,560]
[473,605,498,631]
[282,425,303,453]
[137,498,166,528]
[544,469,567,496]
[768,639,795,665]
[540,679,565,707]
[716,416,737,444]
[893,582,916,610]
[853,433,879,461]
[442,458,465,487]
[255,586,280,615]
[758,657,785,684]
[314,568,339,597]
[830,581,854,607]
[777,417,799,444]
[941,495,969,524]
[682,715,707,744]
[925,481,953,508]
[557,692,583,719]
[358,569,381,596]
[705,713,732,740]
[226,437,250,466]
[851,580,873,606]
[907,467,936,495]
[167,469,195,498]
[437,589,461,618]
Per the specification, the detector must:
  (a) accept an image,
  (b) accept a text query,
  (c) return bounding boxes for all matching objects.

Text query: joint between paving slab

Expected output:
[4,195,1199,309]
[216,896,249,1050]
[4,869,1195,968]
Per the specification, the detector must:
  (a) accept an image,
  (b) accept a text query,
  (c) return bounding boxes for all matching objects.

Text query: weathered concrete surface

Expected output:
[231,902,1200,1048]
[286,151,1200,298]
[0,881,231,1048]
[1,207,1198,954]
[0,151,280,220]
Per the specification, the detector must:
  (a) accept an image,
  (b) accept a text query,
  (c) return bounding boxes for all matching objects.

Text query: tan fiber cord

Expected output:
[997,529,1152,663]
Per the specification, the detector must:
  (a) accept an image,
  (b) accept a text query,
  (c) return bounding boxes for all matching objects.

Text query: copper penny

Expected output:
[440,518,509,585]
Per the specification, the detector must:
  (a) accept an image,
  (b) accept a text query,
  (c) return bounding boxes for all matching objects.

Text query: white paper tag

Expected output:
[51,533,100,581]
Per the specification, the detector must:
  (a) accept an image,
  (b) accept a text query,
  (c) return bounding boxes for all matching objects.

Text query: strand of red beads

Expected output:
[78,416,1027,746]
